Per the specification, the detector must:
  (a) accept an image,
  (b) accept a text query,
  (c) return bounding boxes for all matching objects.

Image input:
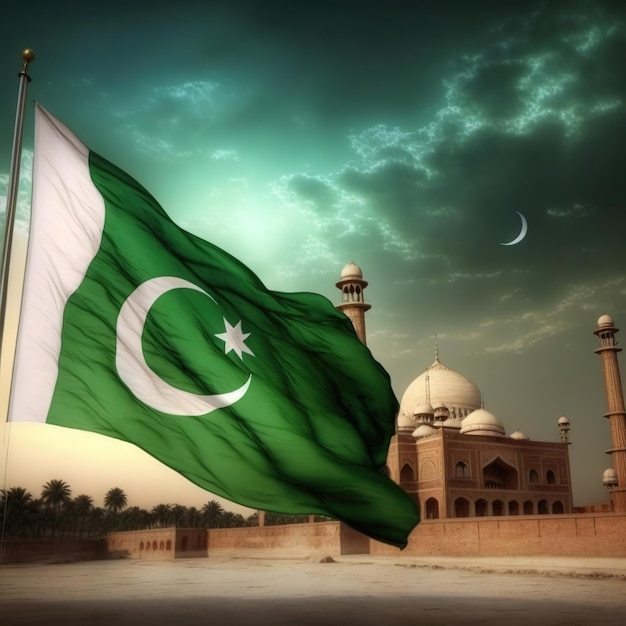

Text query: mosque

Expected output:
[336,262,626,520]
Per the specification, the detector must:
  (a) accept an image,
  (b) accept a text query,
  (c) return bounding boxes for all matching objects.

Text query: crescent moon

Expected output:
[116,276,251,416]
[500,211,528,246]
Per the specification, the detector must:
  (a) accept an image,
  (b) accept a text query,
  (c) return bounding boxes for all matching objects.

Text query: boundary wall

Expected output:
[3,514,626,563]
[371,513,626,557]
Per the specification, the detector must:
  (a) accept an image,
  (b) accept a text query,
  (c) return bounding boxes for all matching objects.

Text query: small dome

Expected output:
[597,314,614,328]
[603,468,618,487]
[412,424,438,439]
[510,430,529,440]
[460,408,505,437]
[413,402,434,416]
[397,410,415,433]
[340,262,363,280]
[558,415,570,426]
[432,399,447,410]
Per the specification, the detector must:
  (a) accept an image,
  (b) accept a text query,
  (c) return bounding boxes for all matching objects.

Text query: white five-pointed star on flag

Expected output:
[215,318,255,360]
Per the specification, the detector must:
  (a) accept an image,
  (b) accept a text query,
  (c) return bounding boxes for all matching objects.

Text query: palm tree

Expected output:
[170,504,187,528]
[104,487,127,514]
[72,494,94,538]
[151,503,172,527]
[201,500,224,528]
[41,479,71,537]
[0,487,37,538]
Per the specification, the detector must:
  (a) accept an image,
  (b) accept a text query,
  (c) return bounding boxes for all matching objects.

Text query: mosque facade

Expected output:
[337,262,574,519]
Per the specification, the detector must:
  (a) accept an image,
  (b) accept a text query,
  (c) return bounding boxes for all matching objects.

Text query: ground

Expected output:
[1,555,626,625]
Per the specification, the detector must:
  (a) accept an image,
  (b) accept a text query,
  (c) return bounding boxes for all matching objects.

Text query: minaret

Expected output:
[594,314,626,512]
[336,262,371,344]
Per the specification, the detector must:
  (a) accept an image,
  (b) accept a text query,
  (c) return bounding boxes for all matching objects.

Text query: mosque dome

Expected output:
[340,262,363,280]
[460,408,505,437]
[398,358,482,427]
[597,314,614,328]
[412,424,438,439]
[510,430,529,440]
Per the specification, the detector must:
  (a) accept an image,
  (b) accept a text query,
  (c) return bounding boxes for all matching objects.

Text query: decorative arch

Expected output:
[492,500,504,516]
[552,501,565,514]
[455,461,470,478]
[425,497,439,519]
[538,499,549,514]
[152,541,157,550]
[529,469,539,484]
[400,463,415,482]
[420,460,436,480]
[159,541,164,550]
[139,541,144,551]
[475,499,488,517]
[483,457,518,489]
[508,500,519,515]
[166,540,172,550]
[523,500,534,515]
[546,470,557,484]
[454,497,470,518]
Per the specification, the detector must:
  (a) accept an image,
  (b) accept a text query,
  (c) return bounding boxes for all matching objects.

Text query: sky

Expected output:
[1,0,626,511]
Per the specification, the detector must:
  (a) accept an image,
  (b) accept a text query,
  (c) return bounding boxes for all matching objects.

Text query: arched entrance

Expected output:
[483,457,519,489]
[475,499,488,516]
[425,497,439,520]
[454,497,470,518]
[492,500,504,516]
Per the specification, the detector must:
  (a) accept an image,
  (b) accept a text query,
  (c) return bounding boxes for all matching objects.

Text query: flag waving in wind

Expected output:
[9,104,419,547]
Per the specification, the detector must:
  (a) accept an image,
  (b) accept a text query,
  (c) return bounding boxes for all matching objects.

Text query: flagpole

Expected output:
[0,49,35,364]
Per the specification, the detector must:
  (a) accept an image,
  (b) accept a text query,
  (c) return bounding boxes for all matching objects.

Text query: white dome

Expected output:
[597,314,614,328]
[603,468,618,486]
[558,415,570,426]
[510,430,529,440]
[340,262,363,280]
[413,402,434,416]
[397,410,415,433]
[460,408,505,437]
[412,424,438,439]
[399,358,482,426]
[442,417,463,430]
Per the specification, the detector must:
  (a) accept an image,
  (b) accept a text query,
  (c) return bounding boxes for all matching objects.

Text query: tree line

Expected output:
[0,479,314,540]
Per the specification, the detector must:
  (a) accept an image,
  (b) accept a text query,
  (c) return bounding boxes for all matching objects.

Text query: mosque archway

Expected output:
[455,461,470,478]
[425,498,439,519]
[492,500,504,516]
[475,499,488,516]
[538,499,549,514]
[552,501,564,514]
[523,500,534,514]
[546,470,557,484]
[483,457,518,489]
[454,497,470,518]
[400,463,415,483]
[508,500,519,515]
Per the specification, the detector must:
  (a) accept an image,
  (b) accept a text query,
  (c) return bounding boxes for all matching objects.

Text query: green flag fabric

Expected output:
[9,104,419,547]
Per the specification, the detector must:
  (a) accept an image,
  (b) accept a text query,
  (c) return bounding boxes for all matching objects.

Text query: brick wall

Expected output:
[370,513,626,557]
[207,521,344,557]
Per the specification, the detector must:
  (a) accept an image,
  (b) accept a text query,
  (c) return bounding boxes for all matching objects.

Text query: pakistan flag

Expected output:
[9,104,419,547]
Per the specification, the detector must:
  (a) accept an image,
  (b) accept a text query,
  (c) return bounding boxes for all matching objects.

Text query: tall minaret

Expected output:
[336,262,371,345]
[594,314,626,512]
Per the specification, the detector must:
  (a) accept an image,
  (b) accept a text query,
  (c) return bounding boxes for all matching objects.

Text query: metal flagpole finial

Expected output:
[19,49,35,79]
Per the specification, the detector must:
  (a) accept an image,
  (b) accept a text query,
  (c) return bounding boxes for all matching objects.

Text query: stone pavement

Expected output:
[1,555,625,625]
